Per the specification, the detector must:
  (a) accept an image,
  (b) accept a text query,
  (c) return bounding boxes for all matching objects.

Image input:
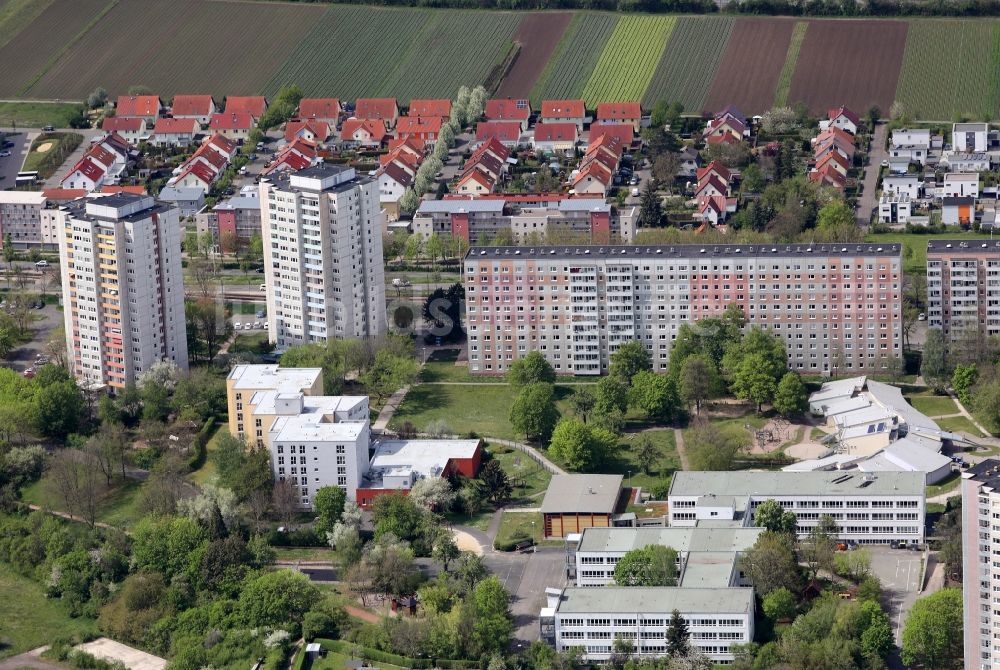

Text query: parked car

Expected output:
[253,321,263,329]
[259,283,266,292]
[918,313,926,321]
[0,151,10,158]
[42,125,54,132]
[255,310,265,318]
[22,368,34,379]
[34,259,48,268]
[233,323,242,331]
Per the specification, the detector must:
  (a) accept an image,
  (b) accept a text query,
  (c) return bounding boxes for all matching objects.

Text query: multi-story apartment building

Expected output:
[57,194,187,390]
[226,364,325,447]
[260,165,386,350]
[540,587,755,663]
[927,239,1000,340]
[195,195,261,254]
[0,191,54,250]
[668,470,926,545]
[962,459,1000,670]
[464,243,903,376]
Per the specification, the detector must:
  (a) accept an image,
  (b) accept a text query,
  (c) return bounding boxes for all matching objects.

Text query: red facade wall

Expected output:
[218,211,238,252]
[451,212,470,243]
[590,211,610,245]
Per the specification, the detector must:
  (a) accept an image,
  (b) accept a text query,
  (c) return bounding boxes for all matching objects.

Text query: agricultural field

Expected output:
[705,18,796,114]
[581,15,675,104]
[895,20,1000,121]
[773,21,807,107]
[787,19,908,116]
[0,0,52,47]
[496,12,574,98]
[528,13,619,105]
[642,15,735,112]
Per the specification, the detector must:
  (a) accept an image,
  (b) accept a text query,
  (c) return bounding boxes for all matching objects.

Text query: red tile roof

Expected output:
[115,95,160,118]
[170,95,214,117]
[88,144,117,168]
[596,102,641,122]
[809,165,847,189]
[541,100,585,119]
[706,115,747,137]
[696,174,730,197]
[42,188,87,201]
[476,121,521,143]
[387,137,425,156]
[341,118,387,142]
[573,161,613,188]
[209,112,254,131]
[696,161,732,184]
[101,117,144,132]
[284,119,330,143]
[178,161,218,186]
[590,123,633,147]
[100,185,146,195]
[205,133,238,157]
[408,99,451,118]
[463,151,503,180]
[815,151,849,172]
[67,157,105,183]
[154,117,199,134]
[458,168,496,191]
[473,137,511,163]
[225,96,267,118]
[533,122,578,142]
[397,116,443,136]
[299,98,340,120]
[355,98,398,121]
[828,105,861,127]
[706,130,742,146]
[484,98,530,122]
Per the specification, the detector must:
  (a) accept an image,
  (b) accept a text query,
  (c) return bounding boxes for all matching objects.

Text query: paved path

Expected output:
[24,503,116,531]
[372,384,410,432]
[856,122,887,227]
[673,428,691,470]
[0,647,61,670]
[343,604,381,624]
[947,391,992,438]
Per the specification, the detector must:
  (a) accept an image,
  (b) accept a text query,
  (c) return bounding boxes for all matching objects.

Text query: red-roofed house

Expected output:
[298,98,341,124]
[573,161,613,196]
[814,150,850,178]
[456,167,497,196]
[596,102,641,132]
[115,95,161,122]
[475,121,522,148]
[397,116,443,144]
[541,100,586,131]
[696,161,732,185]
[589,123,633,148]
[224,96,267,119]
[705,115,747,143]
[61,157,107,192]
[694,195,737,226]
[41,188,88,202]
[170,95,216,125]
[209,112,254,141]
[101,117,147,145]
[532,122,578,153]
[172,161,219,193]
[813,126,856,160]
[408,99,451,120]
[203,134,238,161]
[262,138,317,176]
[472,137,510,165]
[340,118,387,148]
[152,117,200,147]
[809,164,847,190]
[61,134,131,191]
[383,137,425,165]
[827,106,860,135]
[696,173,730,199]
[100,185,147,196]
[705,130,742,146]
[355,98,399,129]
[284,119,331,145]
[484,99,530,130]
[378,160,417,220]
[167,134,237,193]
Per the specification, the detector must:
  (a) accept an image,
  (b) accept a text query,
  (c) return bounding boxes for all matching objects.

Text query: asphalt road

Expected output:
[0,130,31,187]
[510,547,566,644]
[867,546,924,645]
[2,301,63,373]
[856,123,888,228]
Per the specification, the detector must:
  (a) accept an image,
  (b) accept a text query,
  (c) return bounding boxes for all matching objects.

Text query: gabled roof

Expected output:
[341,117,387,142]
[42,188,88,201]
[815,150,849,172]
[397,116,443,135]
[809,165,847,189]
[380,161,414,189]
[100,185,146,195]
[533,122,578,142]
[828,105,860,127]
[484,98,530,121]
[176,161,217,186]
[696,161,731,184]
[590,122,633,147]
[408,99,451,118]
[298,98,340,120]
[458,167,496,191]
[65,157,105,183]
[587,133,623,157]
[154,117,200,134]
[116,95,160,118]
[573,160,613,188]
[225,96,267,118]
[706,115,747,137]
[706,130,742,146]
[715,105,746,125]
[99,133,132,157]
[87,144,117,168]
[284,119,330,143]
[815,126,855,147]
[205,133,238,157]
[596,102,641,121]
[476,121,521,143]
[355,98,398,121]
[471,136,511,163]
[696,173,729,197]
[387,136,425,155]
[101,117,144,132]
[463,152,503,180]
[210,112,254,131]
[541,99,585,119]
[171,95,215,117]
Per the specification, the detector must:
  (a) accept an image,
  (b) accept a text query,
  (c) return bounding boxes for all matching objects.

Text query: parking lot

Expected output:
[866,546,924,644]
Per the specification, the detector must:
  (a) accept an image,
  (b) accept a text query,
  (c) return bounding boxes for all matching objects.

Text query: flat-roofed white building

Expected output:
[357,438,483,508]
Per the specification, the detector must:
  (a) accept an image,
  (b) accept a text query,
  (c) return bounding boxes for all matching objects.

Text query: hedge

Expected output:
[187,416,217,471]
[314,638,478,669]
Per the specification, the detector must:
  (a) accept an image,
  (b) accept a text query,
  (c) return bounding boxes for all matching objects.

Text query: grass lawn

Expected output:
[937,415,987,437]
[190,424,226,486]
[926,471,961,498]
[273,546,338,561]
[20,476,144,528]
[489,444,552,499]
[443,509,493,531]
[604,429,678,490]
[308,649,407,670]
[0,563,97,659]
[21,131,82,179]
[0,101,84,129]
[683,414,766,446]
[229,331,271,356]
[493,511,543,549]
[390,383,516,438]
[866,231,994,274]
[907,394,959,417]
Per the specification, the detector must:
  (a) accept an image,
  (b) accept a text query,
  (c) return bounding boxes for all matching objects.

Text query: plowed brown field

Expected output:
[787,19,908,115]
[496,12,574,98]
[705,18,795,114]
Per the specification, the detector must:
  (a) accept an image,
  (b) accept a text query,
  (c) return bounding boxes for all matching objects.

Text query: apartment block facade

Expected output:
[962,460,1000,670]
[194,195,261,254]
[464,244,903,376]
[0,191,61,250]
[58,194,187,390]
[927,239,1000,341]
[260,165,386,350]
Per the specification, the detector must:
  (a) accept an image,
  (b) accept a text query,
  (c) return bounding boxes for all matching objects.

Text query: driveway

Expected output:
[510,546,566,644]
[3,302,63,373]
[856,123,888,228]
[867,546,923,644]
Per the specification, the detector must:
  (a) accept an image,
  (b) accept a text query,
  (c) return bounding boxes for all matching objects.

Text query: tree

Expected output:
[409,477,454,511]
[432,533,460,572]
[35,380,83,440]
[773,371,808,417]
[568,386,596,423]
[507,351,555,387]
[652,153,680,193]
[762,587,797,621]
[686,422,746,471]
[360,350,419,404]
[613,544,678,586]
[679,355,719,414]
[666,609,690,656]
[87,87,109,109]
[739,531,802,596]
[861,608,894,663]
[627,370,679,421]
[922,328,949,390]
[731,353,779,412]
[754,499,797,534]
[952,363,978,406]
[479,459,512,505]
[610,341,651,383]
[371,492,424,541]
[238,569,320,628]
[901,588,962,670]
[85,423,129,486]
[509,382,559,442]
[471,575,513,655]
[801,515,838,579]
[47,449,103,526]
[634,434,660,475]
[548,418,616,472]
[271,478,299,529]
[313,486,346,536]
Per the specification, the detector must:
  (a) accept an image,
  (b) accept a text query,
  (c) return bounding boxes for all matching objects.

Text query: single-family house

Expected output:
[209,112,254,142]
[407,99,451,120]
[201,133,238,162]
[298,98,341,124]
[60,134,130,191]
[541,100,586,131]
[484,98,531,130]
[954,122,988,153]
[262,138,317,176]
[809,164,847,190]
[166,133,237,194]
[532,122,578,153]
[100,117,147,145]
[396,116,443,144]
[705,130,742,146]
[890,128,931,165]
[696,173,730,199]
[378,161,415,221]
[696,161,732,188]
[475,121,522,148]
[340,118,387,148]
[705,112,747,142]
[151,117,200,147]
[813,126,856,160]
[942,172,980,199]
[115,95,161,122]
[170,95,216,125]
[589,123,634,148]
[381,138,425,168]
[596,102,641,132]
[814,151,850,178]
[456,167,497,195]
[572,161,613,196]
[826,106,860,135]
[355,98,399,129]
[878,193,911,224]
[224,96,267,120]
[472,137,511,167]
[694,195,737,226]
[283,119,331,145]
[882,174,921,199]
[678,146,701,178]
[943,196,975,226]
[941,152,990,172]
